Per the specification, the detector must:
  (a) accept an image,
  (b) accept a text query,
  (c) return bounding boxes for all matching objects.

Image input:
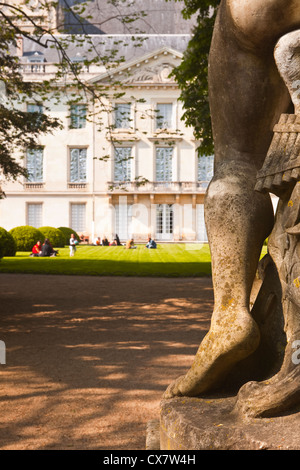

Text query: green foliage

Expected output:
[9,225,44,251]
[58,227,80,245]
[0,227,17,256]
[0,229,6,259]
[38,226,66,247]
[168,0,221,156]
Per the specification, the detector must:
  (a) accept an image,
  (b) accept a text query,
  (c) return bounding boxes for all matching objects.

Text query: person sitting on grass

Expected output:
[93,236,101,246]
[31,240,42,257]
[126,238,136,249]
[145,237,157,249]
[102,236,109,246]
[41,239,57,257]
[115,234,122,246]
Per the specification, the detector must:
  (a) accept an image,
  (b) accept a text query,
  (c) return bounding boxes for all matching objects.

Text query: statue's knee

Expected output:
[206,168,256,203]
[205,161,274,234]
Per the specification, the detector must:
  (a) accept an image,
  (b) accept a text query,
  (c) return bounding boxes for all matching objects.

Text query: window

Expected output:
[27,103,43,114]
[27,203,42,228]
[156,204,173,240]
[156,147,173,182]
[115,204,133,240]
[70,104,87,129]
[70,55,89,73]
[70,148,87,182]
[26,52,45,73]
[198,155,214,184]
[197,204,208,242]
[156,103,173,129]
[27,52,44,64]
[114,147,132,182]
[26,148,43,182]
[114,103,131,129]
[71,203,86,232]
[27,103,43,126]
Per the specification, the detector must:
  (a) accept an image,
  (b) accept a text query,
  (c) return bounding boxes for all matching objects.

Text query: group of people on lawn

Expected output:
[31,234,78,257]
[31,238,59,257]
[92,234,122,246]
[31,234,156,257]
[93,235,157,250]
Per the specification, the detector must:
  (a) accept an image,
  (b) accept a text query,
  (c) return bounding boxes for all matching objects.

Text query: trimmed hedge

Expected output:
[58,227,80,245]
[9,226,44,252]
[38,226,65,248]
[0,227,17,257]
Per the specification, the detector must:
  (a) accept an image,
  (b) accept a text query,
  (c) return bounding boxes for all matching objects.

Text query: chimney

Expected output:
[16,36,23,57]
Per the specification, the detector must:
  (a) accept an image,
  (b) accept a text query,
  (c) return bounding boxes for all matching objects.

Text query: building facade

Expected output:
[0,4,214,243]
[0,39,214,243]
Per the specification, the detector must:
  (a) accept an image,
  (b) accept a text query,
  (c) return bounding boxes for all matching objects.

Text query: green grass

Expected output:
[0,243,212,277]
[0,243,268,278]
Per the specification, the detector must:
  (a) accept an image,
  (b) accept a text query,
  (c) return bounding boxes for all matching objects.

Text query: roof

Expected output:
[89,45,184,84]
[20,34,191,64]
[57,0,196,35]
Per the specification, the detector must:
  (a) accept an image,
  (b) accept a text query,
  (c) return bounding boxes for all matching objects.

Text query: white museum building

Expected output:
[0,5,214,243]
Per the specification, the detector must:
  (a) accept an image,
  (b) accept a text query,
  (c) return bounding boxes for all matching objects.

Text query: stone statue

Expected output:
[164,0,300,418]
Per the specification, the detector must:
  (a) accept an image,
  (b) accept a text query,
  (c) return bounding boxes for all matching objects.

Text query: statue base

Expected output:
[152,397,300,450]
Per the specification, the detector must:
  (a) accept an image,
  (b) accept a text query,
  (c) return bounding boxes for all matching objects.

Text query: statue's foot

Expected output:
[163,307,260,398]
[233,333,300,418]
[233,366,300,418]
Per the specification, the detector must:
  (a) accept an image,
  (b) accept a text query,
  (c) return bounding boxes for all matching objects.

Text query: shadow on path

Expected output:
[0,273,213,450]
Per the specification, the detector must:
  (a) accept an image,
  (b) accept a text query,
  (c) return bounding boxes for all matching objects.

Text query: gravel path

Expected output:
[0,273,213,450]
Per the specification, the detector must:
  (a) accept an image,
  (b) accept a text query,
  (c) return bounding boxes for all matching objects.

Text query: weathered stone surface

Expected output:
[155,8,300,451]
[146,420,161,450]
[274,29,300,115]
[160,397,300,450]
[163,0,300,403]
[163,4,300,422]
[255,114,300,193]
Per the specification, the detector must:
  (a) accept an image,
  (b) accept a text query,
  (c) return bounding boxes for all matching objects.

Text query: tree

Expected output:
[166,0,220,156]
[0,1,62,187]
[0,0,150,194]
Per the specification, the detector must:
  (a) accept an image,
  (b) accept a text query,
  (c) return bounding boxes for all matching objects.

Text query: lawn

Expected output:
[0,243,213,277]
[0,243,268,278]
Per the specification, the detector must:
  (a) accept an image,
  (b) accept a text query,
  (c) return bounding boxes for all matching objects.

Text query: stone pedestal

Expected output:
[159,397,300,450]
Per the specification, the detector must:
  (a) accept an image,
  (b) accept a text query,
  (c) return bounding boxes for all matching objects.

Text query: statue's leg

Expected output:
[233,183,300,418]
[164,160,274,398]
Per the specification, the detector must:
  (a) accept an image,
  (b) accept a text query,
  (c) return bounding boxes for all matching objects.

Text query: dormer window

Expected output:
[28,51,44,63]
[26,51,45,73]
[70,54,89,73]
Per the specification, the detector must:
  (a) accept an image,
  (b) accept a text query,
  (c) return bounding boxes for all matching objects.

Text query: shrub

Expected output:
[0,227,17,256]
[38,226,65,248]
[58,227,80,245]
[0,230,5,259]
[9,226,44,252]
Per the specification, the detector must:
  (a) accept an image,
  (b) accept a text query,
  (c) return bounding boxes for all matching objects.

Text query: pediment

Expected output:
[89,47,183,86]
